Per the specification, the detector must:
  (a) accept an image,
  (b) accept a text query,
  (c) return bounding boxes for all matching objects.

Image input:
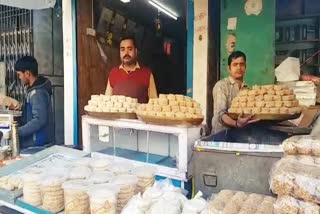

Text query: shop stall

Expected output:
[82,94,204,191]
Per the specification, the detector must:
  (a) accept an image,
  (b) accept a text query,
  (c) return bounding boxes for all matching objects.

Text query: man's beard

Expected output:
[122,57,136,66]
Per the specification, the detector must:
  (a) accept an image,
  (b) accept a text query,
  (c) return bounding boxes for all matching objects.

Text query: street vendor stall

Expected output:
[82,94,205,191]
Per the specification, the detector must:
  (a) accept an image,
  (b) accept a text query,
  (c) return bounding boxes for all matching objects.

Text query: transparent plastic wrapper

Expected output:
[201,190,276,214]
[142,185,163,203]
[90,158,112,172]
[109,162,133,176]
[121,193,152,214]
[282,135,320,156]
[270,157,320,204]
[62,180,91,214]
[162,191,188,207]
[87,171,114,184]
[182,192,207,214]
[68,166,92,180]
[73,157,92,167]
[274,196,320,214]
[148,198,182,214]
[133,166,156,194]
[22,169,46,206]
[88,184,120,214]
[156,178,183,194]
[0,174,23,191]
[40,174,66,212]
[112,174,138,213]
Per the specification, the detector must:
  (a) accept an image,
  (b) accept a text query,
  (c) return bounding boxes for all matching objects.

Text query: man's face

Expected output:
[228,57,246,80]
[17,71,30,85]
[120,39,137,66]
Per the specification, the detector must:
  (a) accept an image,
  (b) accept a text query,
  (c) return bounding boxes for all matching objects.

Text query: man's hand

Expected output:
[236,114,260,128]
[9,103,21,111]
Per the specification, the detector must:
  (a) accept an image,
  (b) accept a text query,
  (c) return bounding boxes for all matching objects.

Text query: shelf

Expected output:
[98,147,176,168]
[277,14,320,21]
[276,39,320,45]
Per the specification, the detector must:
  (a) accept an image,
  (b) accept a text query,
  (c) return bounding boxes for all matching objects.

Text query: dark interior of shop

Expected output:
[93,0,187,95]
[276,0,320,76]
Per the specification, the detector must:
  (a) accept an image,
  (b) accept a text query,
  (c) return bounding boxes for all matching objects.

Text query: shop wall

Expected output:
[193,0,209,122]
[33,6,64,144]
[77,0,111,147]
[220,0,276,86]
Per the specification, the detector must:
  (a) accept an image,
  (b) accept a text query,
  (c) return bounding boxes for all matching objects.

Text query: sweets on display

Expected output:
[84,95,138,113]
[228,85,302,115]
[137,94,203,119]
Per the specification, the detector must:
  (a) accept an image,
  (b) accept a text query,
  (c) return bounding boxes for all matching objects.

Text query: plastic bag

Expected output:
[142,185,163,202]
[274,196,320,214]
[22,170,46,206]
[68,166,92,180]
[73,157,92,167]
[155,178,183,194]
[112,175,138,212]
[88,184,120,214]
[270,157,320,204]
[87,171,114,184]
[282,135,320,156]
[182,192,207,214]
[109,162,133,175]
[121,193,152,214]
[90,158,112,172]
[134,166,156,194]
[201,190,275,214]
[62,180,91,214]
[40,175,66,212]
[148,198,182,214]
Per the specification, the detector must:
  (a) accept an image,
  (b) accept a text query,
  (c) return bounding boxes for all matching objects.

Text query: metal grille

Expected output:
[0,5,33,102]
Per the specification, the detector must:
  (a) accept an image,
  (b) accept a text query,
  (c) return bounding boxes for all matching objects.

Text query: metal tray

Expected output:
[228,113,301,121]
[137,114,203,127]
[86,111,137,120]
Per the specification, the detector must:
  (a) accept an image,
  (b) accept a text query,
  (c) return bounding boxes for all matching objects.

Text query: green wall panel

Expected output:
[221,0,276,86]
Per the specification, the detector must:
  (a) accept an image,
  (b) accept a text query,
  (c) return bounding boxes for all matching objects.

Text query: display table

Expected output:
[0,200,34,214]
[82,115,204,182]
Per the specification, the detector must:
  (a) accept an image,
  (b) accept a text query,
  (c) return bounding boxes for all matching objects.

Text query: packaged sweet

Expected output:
[73,157,92,167]
[270,157,320,204]
[148,198,182,214]
[182,192,207,214]
[62,180,91,214]
[274,196,320,214]
[68,166,91,180]
[109,162,133,176]
[282,135,320,156]
[112,175,138,212]
[121,193,152,214]
[90,158,112,172]
[22,170,46,206]
[87,171,114,184]
[88,184,120,214]
[40,175,66,212]
[133,166,156,194]
[201,190,276,214]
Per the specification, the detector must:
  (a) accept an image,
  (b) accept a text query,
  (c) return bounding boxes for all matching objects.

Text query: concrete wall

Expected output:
[33,6,64,144]
[220,0,276,86]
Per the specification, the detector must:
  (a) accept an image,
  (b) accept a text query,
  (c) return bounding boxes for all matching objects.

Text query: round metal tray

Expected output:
[228,112,301,121]
[137,114,204,127]
[86,111,137,120]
